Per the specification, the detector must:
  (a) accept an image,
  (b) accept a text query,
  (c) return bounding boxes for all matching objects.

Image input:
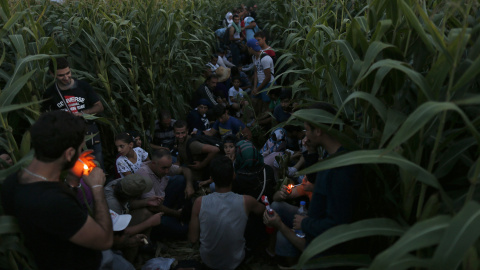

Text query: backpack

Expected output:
[257,52,275,74]
[185,134,224,164]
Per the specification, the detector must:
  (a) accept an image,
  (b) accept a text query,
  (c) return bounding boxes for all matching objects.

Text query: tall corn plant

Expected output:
[260,0,480,268]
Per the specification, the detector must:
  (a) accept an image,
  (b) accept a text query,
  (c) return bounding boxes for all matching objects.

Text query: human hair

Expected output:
[230,66,240,77]
[268,87,281,98]
[212,104,227,119]
[305,102,340,131]
[48,57,70,74]
[254,31,266,39]
[223,134,237,145]
[206,74,219,82]
[151,149,172,161]
[233,14,239,19]
[31,111,86,162]
[284,124,303,133]
[159,109,171,120]
[115,132,134,144]
[211,54,218,60]
[0,149,8,156]
[210,156,234,188]
[279,89,292,100]
[232,77,241,83]
[173,119,188,130]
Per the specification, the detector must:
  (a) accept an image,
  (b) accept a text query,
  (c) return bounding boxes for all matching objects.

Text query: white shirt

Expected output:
[253,54,275,84]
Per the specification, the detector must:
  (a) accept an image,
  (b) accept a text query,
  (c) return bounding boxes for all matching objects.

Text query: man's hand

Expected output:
[293,214,308,230]
[188,161,203,170]
[263,210,282,229]
[70,150,96,178]
[146,196,164,207]
[273,188,289,201]
[83,167,106,188]
[185,183,194,198]
[124,234,148,248]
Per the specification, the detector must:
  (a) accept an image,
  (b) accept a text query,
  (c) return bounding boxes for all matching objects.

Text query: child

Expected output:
[223,134,237,161]
[228,77,248,111]
[0,149,13,169]
[115,132,149,178]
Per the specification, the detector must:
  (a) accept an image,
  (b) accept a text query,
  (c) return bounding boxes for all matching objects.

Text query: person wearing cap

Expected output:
[213,66,231,106]
[247,38,275,114]
[187,99,211,134]
[1,111,111,270]
[104,174,163,262]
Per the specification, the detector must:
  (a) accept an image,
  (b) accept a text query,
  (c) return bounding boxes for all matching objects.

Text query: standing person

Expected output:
[42,57,105,169]
[1,111,112,270]
[241,9,258,41]
[115,132,149,178]
[189,156,265,270]
[254,31,276,59]
[247,38,275,114]
[229,14,244,66]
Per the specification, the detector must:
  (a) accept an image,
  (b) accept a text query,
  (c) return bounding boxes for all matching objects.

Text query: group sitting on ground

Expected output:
[0,6,363,270]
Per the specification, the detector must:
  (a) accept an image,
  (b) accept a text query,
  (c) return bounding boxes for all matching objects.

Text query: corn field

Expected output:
[1,0,480,269]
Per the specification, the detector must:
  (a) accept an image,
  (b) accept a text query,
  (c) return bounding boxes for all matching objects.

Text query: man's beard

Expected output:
[63,148,80,171]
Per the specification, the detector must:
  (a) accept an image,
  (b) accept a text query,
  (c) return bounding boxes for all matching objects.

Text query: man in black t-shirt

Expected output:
[1,111,112,270]
[42,57,105,169]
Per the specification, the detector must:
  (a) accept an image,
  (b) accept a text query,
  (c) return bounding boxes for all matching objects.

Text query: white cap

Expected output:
[109,210,132,231]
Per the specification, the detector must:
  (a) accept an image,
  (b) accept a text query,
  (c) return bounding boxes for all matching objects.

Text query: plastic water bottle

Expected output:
[295,201,306,238]
[261,195,275,234]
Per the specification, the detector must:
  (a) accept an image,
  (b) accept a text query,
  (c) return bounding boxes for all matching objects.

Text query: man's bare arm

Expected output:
[70,168,113,250]
[188,197,202,244]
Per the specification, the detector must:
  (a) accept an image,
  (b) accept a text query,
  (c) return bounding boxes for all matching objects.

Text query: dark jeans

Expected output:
[230,43,241,66]
[91,142,104,170]
[151,175,189,240]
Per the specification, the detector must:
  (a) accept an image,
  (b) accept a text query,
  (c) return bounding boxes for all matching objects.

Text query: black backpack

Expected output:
[185,134,224,164]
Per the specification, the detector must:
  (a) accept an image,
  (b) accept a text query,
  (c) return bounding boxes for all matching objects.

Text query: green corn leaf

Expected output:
[450,54,480,93]
[396,0,435,53]
[0,11,24,40]
[434,138,477,178]
[386,101,480,152]
[386,255,431,270]
[356,41,395,82]
[8,35,26,58]
[0,101,42,114]
[431,201,480,270]
[0,70,35,107]
[356,59,432,101]
[299,254,371,269]
[328,66,352,118]
[371,19,392,42]
[297,218,404,268]
[339,91,387,121]
[332,40,359,66]
[369,215,451,270]
[298,149,443,190]
[0,216,20,235]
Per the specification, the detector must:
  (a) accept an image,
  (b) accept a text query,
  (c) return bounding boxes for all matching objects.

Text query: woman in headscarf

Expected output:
[232,140,275,201]
[224,12,233,27]
[232,140,276,251]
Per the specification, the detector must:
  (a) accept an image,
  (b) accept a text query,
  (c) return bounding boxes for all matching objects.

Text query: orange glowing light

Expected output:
[287,184,294,194]
[84,164,88,170]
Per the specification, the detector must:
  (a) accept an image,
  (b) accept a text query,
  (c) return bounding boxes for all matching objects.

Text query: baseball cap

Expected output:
[246,39,261,52]
[118,174,153,197]
[109,210,132,231]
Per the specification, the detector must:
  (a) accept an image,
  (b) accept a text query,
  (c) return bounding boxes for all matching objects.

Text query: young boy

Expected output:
[228,77,249,112]
[189,156,265,270]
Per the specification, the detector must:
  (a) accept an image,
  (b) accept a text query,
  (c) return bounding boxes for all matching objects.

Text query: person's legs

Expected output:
[163,175,186,209]
[230,43,240,66]
[271,201,301,263]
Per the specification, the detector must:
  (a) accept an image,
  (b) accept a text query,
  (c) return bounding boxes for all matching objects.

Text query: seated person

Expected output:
[187,99,211,134]
[203,104,248,139]
[206,54,220,72]
[273,89,295,123]
[214,66,230,104]
[264,176,315,264]
[126,130,143,148]
[174,120,221,182]
[150,110,176,153]
[257,87,281,126]
[260,128,288,181]
[105,174,163,262]
[136,149,194,240]
[193,74,223,108]
[115,132,149,178]
[228,77,249,114]
[265,102,361,265]
[0,149,13,169]
[189,156,265,270]
[230,66,251,93]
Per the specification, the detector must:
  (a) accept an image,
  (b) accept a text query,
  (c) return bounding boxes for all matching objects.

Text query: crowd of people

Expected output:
[0,5,362,270]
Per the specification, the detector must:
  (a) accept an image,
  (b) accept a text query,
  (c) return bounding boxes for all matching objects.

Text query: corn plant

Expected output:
[259,0,480,268]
